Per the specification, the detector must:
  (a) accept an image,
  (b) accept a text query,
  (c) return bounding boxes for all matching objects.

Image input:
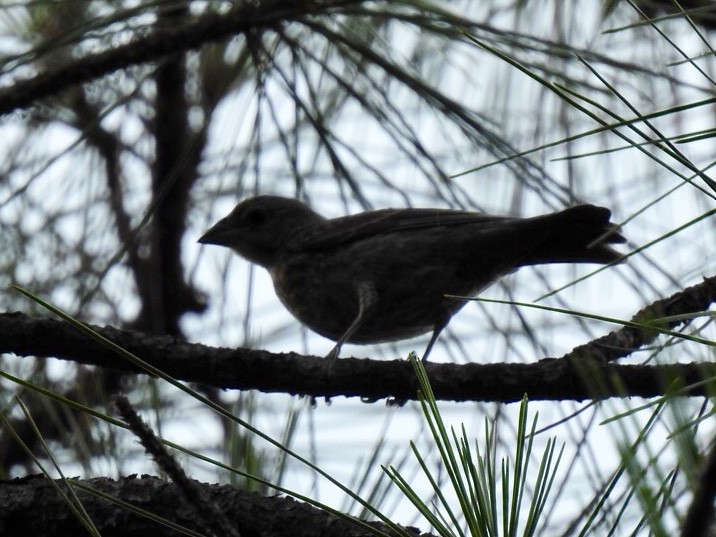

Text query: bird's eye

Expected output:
[245,206,268,227]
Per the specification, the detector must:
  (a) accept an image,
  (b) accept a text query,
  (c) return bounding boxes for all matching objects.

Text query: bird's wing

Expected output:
[292,208,511,251]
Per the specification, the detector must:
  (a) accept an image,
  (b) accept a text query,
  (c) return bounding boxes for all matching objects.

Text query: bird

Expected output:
[199,195,625,361]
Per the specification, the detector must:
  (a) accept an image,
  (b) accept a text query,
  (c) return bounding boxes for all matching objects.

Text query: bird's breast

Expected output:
[266,246,479,344]
[269,253,362,341]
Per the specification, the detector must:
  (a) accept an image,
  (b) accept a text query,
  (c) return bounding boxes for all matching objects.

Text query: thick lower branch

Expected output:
[0,475,421,537]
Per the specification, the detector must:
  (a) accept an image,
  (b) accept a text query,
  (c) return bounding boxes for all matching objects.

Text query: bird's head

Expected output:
[198,195,325,268]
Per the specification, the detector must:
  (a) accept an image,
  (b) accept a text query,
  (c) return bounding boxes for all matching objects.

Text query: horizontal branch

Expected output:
[1,276,715,403]
[0,475,420,537]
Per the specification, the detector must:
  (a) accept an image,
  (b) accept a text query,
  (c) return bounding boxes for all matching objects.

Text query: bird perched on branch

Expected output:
[199,195,625,361]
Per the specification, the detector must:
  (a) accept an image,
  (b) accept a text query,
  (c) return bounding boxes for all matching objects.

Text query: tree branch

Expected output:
[0,475,424,537]
[0,1,359,117]
[1,273,715,402]
[566,275,716,363]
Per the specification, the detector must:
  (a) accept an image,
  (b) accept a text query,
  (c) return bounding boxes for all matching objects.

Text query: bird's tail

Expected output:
[518,204,626,265]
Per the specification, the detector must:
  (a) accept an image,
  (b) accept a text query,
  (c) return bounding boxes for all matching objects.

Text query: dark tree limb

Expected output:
[1,274,715,402]
[0,475,425,537]
[133,3,208,336]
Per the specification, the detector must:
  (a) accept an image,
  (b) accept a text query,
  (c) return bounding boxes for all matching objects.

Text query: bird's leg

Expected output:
[386,315,451,406]
[420,315,450,362]
[325,281,377,360]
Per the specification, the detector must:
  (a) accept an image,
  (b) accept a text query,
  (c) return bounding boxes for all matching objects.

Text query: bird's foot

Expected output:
[324,343,341,360]
[386,396,409,407]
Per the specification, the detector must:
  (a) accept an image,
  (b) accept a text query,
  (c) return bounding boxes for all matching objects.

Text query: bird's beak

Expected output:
[198,218,232,246]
